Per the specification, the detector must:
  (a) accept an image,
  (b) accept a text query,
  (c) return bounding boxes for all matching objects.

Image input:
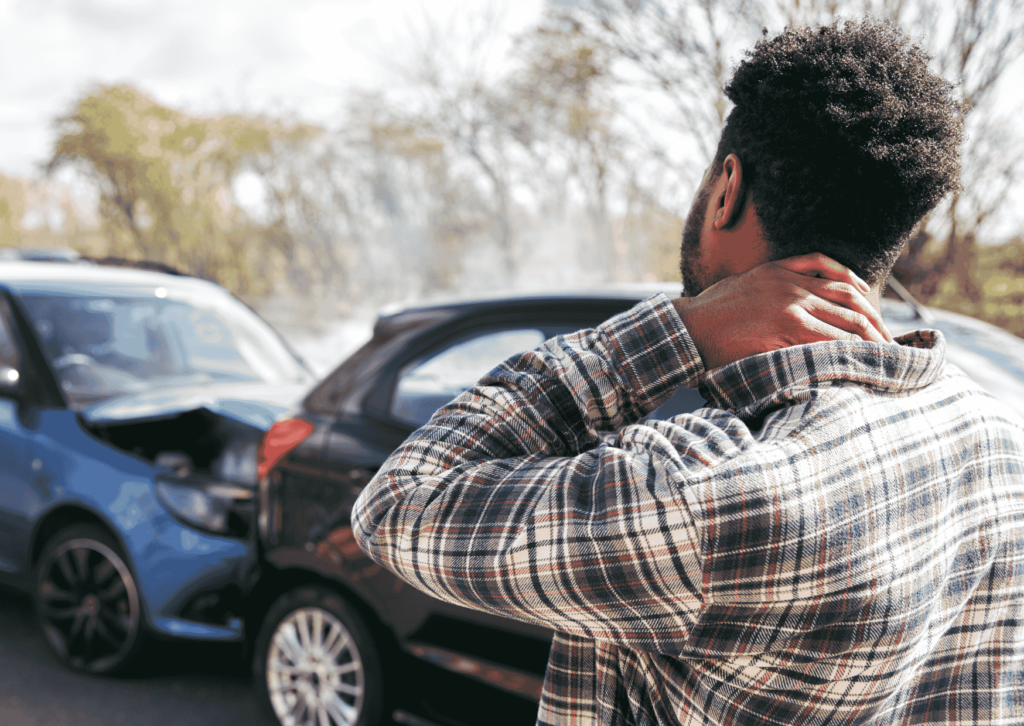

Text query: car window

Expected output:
[391,328,546,427]
[0,298,18,369]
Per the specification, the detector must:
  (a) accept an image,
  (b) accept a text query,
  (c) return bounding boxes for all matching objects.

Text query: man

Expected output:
[353,18,1024,726]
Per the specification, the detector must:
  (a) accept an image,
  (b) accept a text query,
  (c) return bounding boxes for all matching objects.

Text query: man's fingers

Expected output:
[773,252,871,293]
[792,297,888,344]
[756,254,895,342]
[790,277,894,342]
[787,307,861,345]
[680,253,896,371]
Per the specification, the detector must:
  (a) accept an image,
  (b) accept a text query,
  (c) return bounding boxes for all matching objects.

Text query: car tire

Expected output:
[254,585,385,726]
[35,523,143,675]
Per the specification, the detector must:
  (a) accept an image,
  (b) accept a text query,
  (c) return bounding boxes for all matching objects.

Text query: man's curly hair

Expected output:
[715,18,964,284]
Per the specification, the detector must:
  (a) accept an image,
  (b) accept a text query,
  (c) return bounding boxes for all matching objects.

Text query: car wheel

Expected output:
[255,585,384,726]
[35,523,143,674]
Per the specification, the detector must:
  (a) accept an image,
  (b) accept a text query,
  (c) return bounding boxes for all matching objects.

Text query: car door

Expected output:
[281,324,548,615]
[0,294,41,579]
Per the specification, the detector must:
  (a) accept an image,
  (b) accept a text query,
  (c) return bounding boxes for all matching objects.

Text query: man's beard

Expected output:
[678,182,712,298]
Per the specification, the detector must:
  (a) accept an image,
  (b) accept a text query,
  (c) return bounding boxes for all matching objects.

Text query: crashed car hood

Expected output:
[80,381,307,430]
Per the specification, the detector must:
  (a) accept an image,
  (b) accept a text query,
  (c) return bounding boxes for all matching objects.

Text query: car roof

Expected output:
[0,260,224,297]
[376,282,681,322]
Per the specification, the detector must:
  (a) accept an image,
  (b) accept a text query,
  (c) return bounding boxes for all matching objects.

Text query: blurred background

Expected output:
[1,0,1023,365]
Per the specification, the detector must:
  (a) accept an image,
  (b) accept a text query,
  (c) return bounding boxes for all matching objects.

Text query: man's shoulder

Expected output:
[933,361,1024,428]
[755,357,1024,446]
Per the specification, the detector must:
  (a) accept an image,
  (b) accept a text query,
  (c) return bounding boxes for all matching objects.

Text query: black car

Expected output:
[246,286,1024,726]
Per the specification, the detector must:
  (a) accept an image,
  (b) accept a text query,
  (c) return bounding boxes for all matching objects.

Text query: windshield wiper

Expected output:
[886,275,935,324]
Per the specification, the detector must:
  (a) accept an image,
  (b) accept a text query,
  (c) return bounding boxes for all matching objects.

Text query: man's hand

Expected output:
[674,253,894,371]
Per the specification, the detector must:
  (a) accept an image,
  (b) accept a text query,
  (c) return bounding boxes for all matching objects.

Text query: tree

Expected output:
[553,0,1024,300]
[897,0,1024,302]
[46,85,318,296]
[506,22,625,278]
[368,5,655,288]
[0,174,25,249]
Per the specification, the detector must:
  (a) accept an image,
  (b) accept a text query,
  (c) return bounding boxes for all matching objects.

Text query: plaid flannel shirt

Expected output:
[352,293,1024,725]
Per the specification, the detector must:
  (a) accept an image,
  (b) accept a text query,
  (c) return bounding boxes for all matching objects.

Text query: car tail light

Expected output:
[257,418,314,480]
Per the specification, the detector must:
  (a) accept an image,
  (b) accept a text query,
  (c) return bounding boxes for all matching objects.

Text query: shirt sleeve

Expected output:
[351,294,751,654]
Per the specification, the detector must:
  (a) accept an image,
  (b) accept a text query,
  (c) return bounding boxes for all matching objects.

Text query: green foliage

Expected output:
[46,84,318,296]
[923,240,1024,338]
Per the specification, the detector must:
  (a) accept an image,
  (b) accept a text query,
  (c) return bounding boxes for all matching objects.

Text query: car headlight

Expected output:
[155,480,254,537]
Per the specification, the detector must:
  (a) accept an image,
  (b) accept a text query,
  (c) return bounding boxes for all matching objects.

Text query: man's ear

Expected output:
[712,154,747,230]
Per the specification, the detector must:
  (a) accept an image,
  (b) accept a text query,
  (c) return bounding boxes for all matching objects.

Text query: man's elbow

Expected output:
[350,485,384,558]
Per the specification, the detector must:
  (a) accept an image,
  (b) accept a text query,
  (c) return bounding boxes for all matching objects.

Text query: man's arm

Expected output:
[353,293,710,652]
[352,255,886,652]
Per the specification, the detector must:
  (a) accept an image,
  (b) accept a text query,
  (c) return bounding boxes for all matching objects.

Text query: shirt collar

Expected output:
[697,330,947,421]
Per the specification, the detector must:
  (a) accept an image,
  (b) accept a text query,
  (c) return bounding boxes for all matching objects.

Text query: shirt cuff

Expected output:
[601,292,706,414]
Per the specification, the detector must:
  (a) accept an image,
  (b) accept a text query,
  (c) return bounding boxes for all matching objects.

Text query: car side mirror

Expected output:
[0,364,21,398]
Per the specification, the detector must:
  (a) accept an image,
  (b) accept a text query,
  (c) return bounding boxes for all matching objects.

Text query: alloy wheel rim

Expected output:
[37,537,140,672]
[266,606,366,726]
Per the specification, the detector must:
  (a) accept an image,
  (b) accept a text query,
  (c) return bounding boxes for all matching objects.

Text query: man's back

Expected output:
[354,294,1024,725]
[606,327,1024,724]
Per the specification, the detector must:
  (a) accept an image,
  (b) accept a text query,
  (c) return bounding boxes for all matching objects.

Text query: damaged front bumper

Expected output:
[143,521,253,642]
[72,389,301,643]
[110,477,257,642]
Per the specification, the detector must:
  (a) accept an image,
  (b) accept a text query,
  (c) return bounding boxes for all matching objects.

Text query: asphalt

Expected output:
[0,587,273,726]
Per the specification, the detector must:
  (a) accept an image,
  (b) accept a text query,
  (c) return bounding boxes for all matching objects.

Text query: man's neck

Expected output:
[865,286,882,313]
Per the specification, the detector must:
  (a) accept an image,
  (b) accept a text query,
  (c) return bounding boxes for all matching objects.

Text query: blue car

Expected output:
[0,259,313,674]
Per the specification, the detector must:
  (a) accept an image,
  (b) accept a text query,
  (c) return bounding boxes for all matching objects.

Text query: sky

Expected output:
[0,0,545,179]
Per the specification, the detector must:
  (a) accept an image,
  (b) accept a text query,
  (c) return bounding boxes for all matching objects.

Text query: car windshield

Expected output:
[20,289,311,408]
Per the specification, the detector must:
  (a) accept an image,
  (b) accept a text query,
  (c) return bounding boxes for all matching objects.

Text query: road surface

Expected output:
[0,587,272,726]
